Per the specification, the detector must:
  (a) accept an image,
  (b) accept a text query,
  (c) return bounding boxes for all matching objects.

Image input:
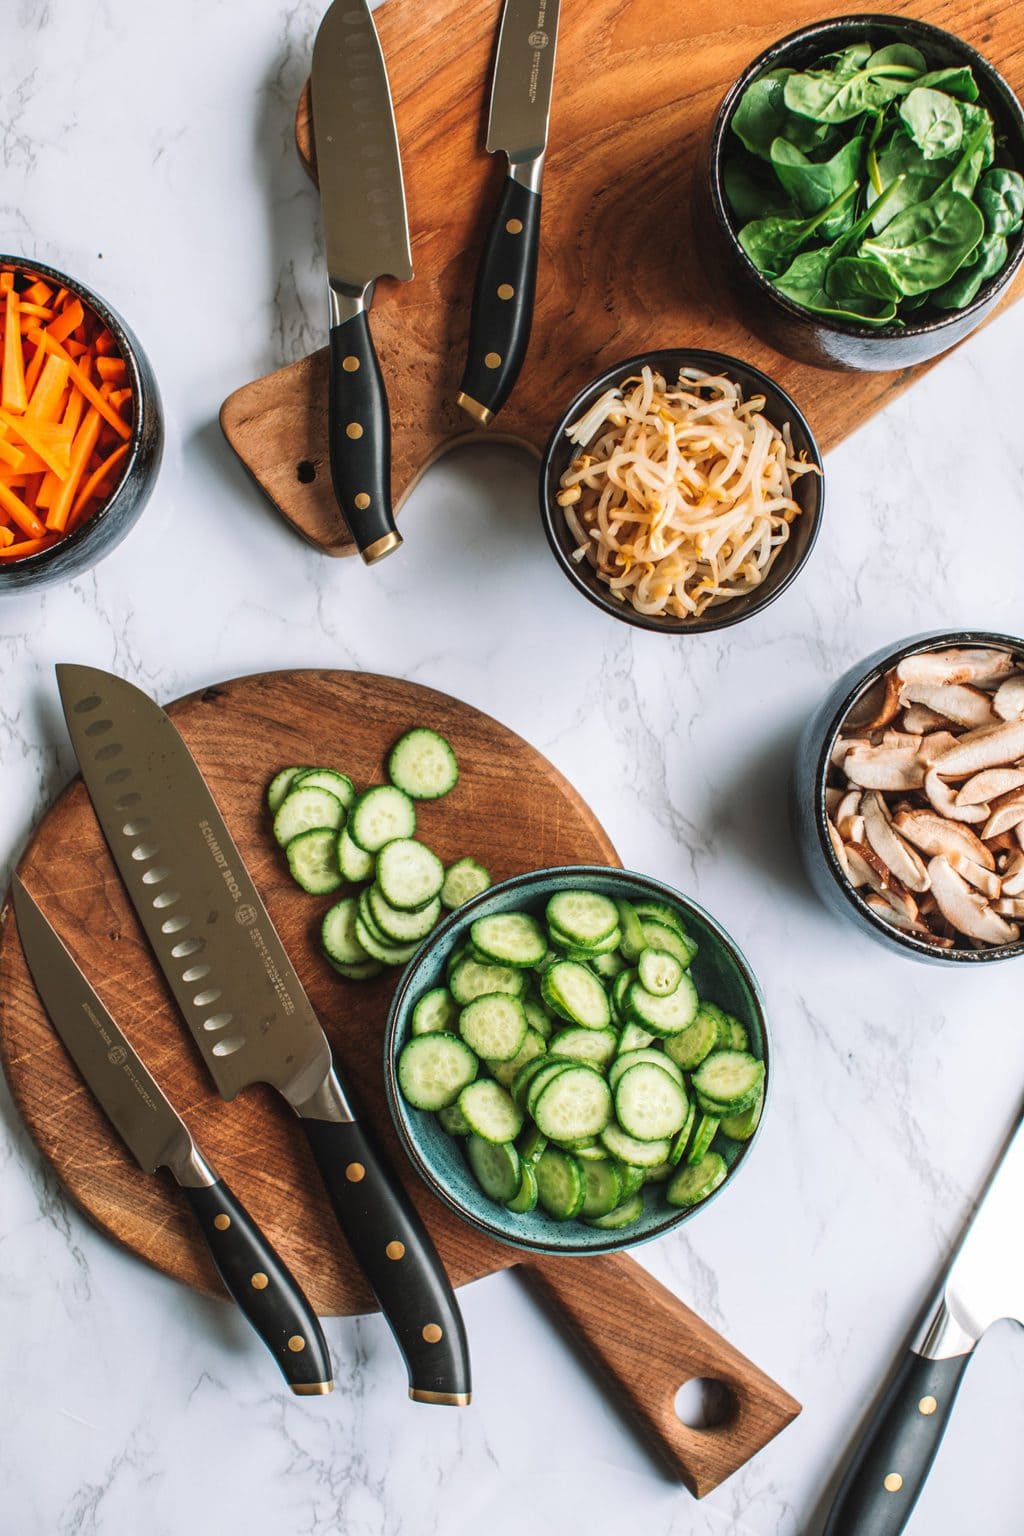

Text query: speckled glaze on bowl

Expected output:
[539,348,824,634]
[702,15,1024,372]
[792,629,1024,965]
[0,257,163,593]
[384,865,770,1256]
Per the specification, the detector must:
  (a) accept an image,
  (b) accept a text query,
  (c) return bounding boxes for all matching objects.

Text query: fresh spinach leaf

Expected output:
[864,44,926,75]
[826,254,902,304]
[783,48,924,124]
[899,87,963,159]
[908,66,980,103]
[977,168,1024,235]
[723,159,796,223]
[860,189,985,294]
[738,183,858,274]
[769,135,864,230]
[930,232,1009,308]
[773,246,899,323]
[732,70,835,159]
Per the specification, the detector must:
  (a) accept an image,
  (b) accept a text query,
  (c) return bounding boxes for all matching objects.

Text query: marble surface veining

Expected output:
[2,3,1024,1534]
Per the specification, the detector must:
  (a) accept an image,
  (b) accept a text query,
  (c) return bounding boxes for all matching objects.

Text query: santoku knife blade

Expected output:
[56,663,470,1406]
[12,875,333,1396]
[311,0,412,564]
[457,0,560,426]
[823,1100,1024,1535]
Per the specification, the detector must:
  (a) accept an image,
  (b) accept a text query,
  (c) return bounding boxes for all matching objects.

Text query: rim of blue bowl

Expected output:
[708,13,1024,342]
[813,628,1024,963]
[539,347,825,635]
[0,255,151,583]
[384,864,771,1256]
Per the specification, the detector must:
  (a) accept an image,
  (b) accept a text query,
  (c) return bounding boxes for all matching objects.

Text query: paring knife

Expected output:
[457,0,560,426]
[56,664,471,1407]
[311,0,412,565]
[823,1102,1024,1535]
[11,876,333,1397]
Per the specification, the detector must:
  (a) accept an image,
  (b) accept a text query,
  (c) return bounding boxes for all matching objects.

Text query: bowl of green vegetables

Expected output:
[384,866,769,1255]
[703,14,1024,369]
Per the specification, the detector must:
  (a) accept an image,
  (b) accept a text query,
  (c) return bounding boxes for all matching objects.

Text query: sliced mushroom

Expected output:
[863,892,954,944]
[896,648,1015,688]
[954,766,1024,806]
[881,730,923,751]
[931,719,1024,778]
[901,703,950,734]
[981,787,1024,841]
[995,897,1024,919]
[830,735,871,769]
[993,675,1024,722]
[922,767,989,825]
[827,818,851,879]
[843,746,925,791]
[928,856,1020,945]
[999,853,1024,897]
[892,810,997,871]
[825,787,843,817]
[917,731,961,767]
[946,853,1001,900]
[836,789,862,825]
[898,682,999,729]
[861,791,930,893]
[840,813,865,843]
[845,670,903,731]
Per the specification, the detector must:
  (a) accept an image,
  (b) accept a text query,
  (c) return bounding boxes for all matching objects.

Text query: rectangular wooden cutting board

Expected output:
[220,0,1024,555]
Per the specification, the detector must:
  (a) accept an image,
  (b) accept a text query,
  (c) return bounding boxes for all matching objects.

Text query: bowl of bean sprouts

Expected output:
[539,349,824,633]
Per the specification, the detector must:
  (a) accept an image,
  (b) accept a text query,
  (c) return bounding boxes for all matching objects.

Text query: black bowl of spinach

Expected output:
[703,14,1024,370]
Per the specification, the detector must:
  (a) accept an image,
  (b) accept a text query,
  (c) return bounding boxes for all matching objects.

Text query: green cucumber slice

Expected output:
[590,950,627,979]
[458,993,528,1061]
[267,766,311,813]
[387,728,458,800]
[663,1009,720,1071]
[625,974,699,1036]
[523,998,553,1040]
[411,986,458,1036]
[533,1065,613,1143]
[286,827,343,894]
[616,899,648,962]
[691,1051,765,1116]
[487,1027,547,1089]
[545,890,619,947]
[616,1020,654,1053]
[687,1112,720,1165]
[505,1160,539,1213]
[337,826,375,883]
[608,1049,684,1092]
[471,911,547,968]
[541,960,612,1029]
[599,1122,672,1168]
[440,858,492,910]
[322,896,370,966]
[294,769,356,809]
[640,918,697,969]
[438,1101,472,1135]
[525,1061,574,1119]
[273,785,345,846]
[579,1157,623,1218]
[584,1190,644,1229]
[517,1122,549,1164]
[666,1151,727,1208]
[354,913,420,966]
[614,1063,689,1140]
[449,956,526,1005]
[466,1135,520,1202]
[637,947,683,997]
[549,1025,618,1069]
[326,957,383,981]
[720,1090,763,1142]
[348,785,416,852]
[367,884,441,943]
[535,1148,585,1219]
[398,1032,477,1110]
[669,1100,697,1164]
[458,1079,523,1143]
[375,838,444,910]
[513,1056,556,1107]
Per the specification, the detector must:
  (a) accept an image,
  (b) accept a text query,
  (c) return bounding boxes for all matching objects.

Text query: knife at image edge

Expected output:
[11,875,334,1397]
[56,663,471,1406]
[823,1102,1024,1535]
[311,0,412,564]
[457,0,560,426]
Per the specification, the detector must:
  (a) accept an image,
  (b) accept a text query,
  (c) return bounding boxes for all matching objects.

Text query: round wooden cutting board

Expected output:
[0,670,799,1493]
[0,670,617,1311]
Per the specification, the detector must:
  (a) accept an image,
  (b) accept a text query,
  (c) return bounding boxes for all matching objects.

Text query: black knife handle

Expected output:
[327,300,403,564]
[457,171,541,426]
[183,1179,334,1396]
[822,1350,973,1536]
[302,1115,471,1405]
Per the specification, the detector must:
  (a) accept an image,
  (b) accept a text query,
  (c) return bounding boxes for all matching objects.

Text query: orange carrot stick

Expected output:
[0,527,14,548]
[0,534,58,559]
[26,354,70,421]
[96,356,127,382]
[0,478,46,538]
[47,409,100,532]
[0,438,25,471]
[26,329,130,440]
[46,298,84,345]
[22,280,53,307]
[2,290,28,412]
[0,410,72,477]
[69,441,129,520]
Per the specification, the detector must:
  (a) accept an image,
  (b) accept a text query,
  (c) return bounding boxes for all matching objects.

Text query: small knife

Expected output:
[56,664,471,1407]
[11,875,333,1397]
[311,0,412,564]
[823,1102,1024,1535]
[457,0,560,427]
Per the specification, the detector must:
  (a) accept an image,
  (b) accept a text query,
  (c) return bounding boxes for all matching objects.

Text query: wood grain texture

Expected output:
[0,669,798,1492]
[219,0,1024,555]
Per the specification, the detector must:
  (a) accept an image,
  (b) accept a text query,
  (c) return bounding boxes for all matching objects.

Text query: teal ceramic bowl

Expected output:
[383,865,770,1256]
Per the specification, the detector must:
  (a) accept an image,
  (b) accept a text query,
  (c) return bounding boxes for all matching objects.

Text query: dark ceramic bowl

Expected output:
[539,348,824,634]
[703,15,1024,371]
[792,628,1024,964]
[384,865,770,1256]
[0,257,163,593]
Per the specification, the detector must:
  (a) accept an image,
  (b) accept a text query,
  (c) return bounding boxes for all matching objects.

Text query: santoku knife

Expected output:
[57,664,470,1406]
[823,1101,1024,1534]
[11,876,333,1396]
[457,0,560,426]
[311,0,412,563]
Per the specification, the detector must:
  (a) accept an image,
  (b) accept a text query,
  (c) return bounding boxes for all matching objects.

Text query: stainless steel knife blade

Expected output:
[11,875,202,1179]
[936,1106,1024,1340]
[55,665,341,1117]
[312,0,413,290]
[486,0,560,164]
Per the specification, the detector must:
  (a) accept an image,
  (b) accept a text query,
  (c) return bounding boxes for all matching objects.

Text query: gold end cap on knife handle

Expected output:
[361,529,403,565]
[456,392,494,428]
[292,1381,335,1396]
[408,1388,472,1406]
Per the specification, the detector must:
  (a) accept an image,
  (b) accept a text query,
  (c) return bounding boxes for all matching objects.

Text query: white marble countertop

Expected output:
[2,4,1024,1533]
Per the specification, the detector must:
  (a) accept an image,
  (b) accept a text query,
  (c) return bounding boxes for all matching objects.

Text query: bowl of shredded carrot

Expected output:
[539,349,824,634]
[0,257,162,590]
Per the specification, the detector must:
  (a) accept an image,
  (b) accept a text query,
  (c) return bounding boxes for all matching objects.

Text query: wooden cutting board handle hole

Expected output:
[674,1377,737,1431]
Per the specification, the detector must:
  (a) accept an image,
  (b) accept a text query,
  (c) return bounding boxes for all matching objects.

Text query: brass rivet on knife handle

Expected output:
[421,1323,443,1344]
[214,1214,231,1231]
[918,1396,937,1415]
[386,1241,406,1261]
[346,423,364,439]
[251,1271,269,1290]
[342,356,360,372]
[506,218,523,234]
[883,1473,904,1493]
[288,1335,307,1353]
[345,1162,366,1182]
[497,284,514,300]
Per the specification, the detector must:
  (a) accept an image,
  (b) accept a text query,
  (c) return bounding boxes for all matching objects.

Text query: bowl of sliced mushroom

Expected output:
[794,631,1024,962]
